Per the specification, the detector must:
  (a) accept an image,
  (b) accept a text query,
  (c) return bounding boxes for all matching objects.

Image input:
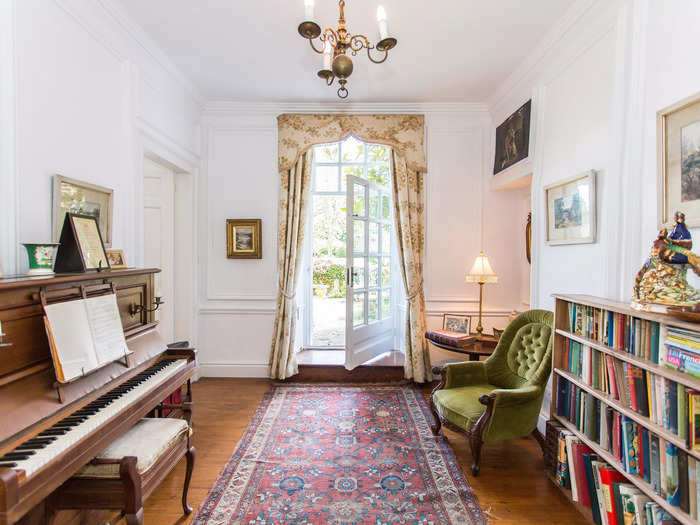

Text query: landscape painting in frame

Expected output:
[226,219,262,259]
[545,171,596,245]
[52,175,113,247]
[443,314,470,334]
[658,92,700,227]
[493,99,531,175]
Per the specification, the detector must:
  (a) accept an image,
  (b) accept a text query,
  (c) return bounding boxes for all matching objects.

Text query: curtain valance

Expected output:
[277,114,426,173]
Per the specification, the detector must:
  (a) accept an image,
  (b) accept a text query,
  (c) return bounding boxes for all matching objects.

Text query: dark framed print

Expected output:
[226,219,262,259]
[658,91,700,228]
[443,314,471,334]
[493,99,531,175]
[54,213,110,272]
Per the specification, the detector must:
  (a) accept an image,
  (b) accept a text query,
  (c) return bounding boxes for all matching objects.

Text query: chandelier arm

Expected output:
[322,29,339,47]
[366,46,389,64]
[309,38,325,54]
[349,34,370,54]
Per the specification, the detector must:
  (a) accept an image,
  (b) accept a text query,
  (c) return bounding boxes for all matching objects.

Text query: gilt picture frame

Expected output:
[545,170,596,245]
[106,249,127,269]
[226,219,262,259]
[657,91,700,228]
[53,175,113,247]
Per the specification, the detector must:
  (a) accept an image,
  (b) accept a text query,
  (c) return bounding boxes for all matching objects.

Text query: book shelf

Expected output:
[550,294,700,525]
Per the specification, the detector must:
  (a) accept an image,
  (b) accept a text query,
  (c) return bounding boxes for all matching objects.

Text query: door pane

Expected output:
[315,166,339,192]
[368,291,379,322]
[382,290,391,318]
[314,143,339,162]
[353,293,365,327]
[353,257,365,289]
[382,195,391,220]
[381,224,391,254]
[369,188,379,218]
[368,257,379,287]
[368,222,379,253]
[342,136,364,162]
[353,183,366,216]
[381,257,391,286]
[353,220,365,253]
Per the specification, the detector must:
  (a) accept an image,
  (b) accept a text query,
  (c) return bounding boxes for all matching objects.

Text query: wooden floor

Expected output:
[143,378,586,525]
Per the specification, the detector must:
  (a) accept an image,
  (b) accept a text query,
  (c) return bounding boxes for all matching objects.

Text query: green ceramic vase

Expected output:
[21,243,60,275]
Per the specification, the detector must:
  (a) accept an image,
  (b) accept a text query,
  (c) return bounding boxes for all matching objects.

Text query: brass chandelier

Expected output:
[298,0,397,99]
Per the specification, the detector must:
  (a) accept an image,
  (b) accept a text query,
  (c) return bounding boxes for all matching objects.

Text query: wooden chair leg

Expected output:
[120,457,143,525]
[430,366,446,435]
[469,432,483,476]
[182,445,195,515]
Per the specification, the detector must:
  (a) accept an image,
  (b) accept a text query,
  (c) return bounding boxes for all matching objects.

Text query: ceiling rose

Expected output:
[298,0,397,99]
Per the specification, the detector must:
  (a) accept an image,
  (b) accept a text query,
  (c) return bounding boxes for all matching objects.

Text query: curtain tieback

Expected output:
[279,280,296,300]
[405,282,424,302]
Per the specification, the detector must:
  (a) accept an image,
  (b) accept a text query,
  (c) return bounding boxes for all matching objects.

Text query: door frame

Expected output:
[135,121,199,354]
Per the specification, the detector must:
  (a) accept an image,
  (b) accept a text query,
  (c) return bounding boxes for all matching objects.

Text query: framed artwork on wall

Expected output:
[493,99,532,175]
[657,91,700,228]
[443,314,471,334]
[54,213,110,272]
[226,219,262,259]
[53,175,113,247]
[545,170,596,245]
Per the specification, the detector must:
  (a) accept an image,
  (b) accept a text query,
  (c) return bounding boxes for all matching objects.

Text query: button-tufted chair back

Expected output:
[483,310,553,390]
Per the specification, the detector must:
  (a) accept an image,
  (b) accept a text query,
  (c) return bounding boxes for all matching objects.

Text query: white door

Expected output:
[345,175,394,369]
[142,157,175,343]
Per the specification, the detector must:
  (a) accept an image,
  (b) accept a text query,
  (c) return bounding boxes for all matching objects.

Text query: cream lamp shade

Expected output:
[465,252,498,284]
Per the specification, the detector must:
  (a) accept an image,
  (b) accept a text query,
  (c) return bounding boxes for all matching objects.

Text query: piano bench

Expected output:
[49,418,194,525]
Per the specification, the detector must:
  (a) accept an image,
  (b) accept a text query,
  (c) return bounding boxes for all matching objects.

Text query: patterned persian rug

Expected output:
[193,384,486,525]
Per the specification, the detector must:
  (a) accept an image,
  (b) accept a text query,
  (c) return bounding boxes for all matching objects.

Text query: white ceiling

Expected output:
[119,0,576,103]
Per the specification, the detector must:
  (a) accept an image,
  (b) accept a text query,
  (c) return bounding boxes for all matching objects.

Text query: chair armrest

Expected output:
[432,361,488,390]
[484,385,542,408]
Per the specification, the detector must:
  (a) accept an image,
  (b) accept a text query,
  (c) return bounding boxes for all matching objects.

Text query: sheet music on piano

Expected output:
[43,294,130,383]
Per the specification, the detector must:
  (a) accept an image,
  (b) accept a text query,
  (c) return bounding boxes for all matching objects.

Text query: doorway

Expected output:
[304,136,400,369]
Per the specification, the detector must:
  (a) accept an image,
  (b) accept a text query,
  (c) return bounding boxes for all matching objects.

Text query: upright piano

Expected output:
[0,269,197,524]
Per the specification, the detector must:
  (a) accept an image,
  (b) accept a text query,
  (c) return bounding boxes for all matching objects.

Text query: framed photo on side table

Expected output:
[53,175,114,247]
[226,219,262,259]
[545,170,596,245]
[443,314,471,334]
[658,91,700,228]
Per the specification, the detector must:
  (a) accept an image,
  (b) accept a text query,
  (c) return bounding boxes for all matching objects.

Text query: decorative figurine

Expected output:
[632,212,700,310]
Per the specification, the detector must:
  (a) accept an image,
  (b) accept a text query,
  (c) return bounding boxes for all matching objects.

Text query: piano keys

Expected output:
[0,269,196,525]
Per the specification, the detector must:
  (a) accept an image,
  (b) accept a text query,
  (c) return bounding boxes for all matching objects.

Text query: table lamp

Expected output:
[466,251,498,336]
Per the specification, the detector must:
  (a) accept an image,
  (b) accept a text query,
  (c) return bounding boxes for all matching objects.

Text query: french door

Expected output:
[345,175,394,369]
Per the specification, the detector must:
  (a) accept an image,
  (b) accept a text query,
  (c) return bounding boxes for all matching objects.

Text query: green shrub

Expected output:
[313,262,346,298]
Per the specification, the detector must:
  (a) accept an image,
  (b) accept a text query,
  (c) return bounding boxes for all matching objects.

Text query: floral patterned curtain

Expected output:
[270,114,429,381]
[269,152,312,380]
[392,151,431,382]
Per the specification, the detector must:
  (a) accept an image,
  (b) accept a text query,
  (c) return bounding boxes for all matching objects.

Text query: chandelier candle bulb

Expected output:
[304,0,314,21]
[323,40,332,70]
[377,5,388,40]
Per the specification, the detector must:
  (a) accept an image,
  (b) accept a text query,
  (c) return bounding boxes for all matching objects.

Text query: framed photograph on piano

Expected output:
[54,213,110,273]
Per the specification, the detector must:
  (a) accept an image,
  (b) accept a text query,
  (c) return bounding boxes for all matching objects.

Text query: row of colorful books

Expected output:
[556,377,700,517]
[567,302,661,361]
[549,419,679,525]
[565,341,700,447]
[665,327,700,379]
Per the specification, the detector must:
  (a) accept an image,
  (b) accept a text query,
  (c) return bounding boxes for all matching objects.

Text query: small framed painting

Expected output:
[106,249,127,269]
[443,314,471,334]
[657,91,700,228]
[53,175,113,247]
[226,219,262,259]
[545,170,596,245]
[494,100,532,175]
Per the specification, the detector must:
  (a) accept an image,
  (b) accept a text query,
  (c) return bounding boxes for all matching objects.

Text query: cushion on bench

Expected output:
[73,418,189,479]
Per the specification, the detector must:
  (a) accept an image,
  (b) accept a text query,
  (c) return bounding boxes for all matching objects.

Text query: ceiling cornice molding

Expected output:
[99,0,205,107]
[203,101,490,118]
[487,0,600,112]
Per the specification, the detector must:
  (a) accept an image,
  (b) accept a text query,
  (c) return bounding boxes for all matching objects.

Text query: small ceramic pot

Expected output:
[21,243,60,275]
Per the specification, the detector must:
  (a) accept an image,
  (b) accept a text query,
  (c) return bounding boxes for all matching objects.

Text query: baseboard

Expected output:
[198,362,269,378]
[537,411,548,435]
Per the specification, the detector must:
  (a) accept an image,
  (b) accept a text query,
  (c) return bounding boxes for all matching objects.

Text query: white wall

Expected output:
[0,0,201,277]
[488,0,700,430]
[197,103,528,377]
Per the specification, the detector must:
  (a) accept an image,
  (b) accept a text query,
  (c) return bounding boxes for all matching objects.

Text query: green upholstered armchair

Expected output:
[430,309,553,476]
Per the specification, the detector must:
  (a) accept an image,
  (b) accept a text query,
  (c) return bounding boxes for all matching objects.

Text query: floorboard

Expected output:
[143,378,586,525]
